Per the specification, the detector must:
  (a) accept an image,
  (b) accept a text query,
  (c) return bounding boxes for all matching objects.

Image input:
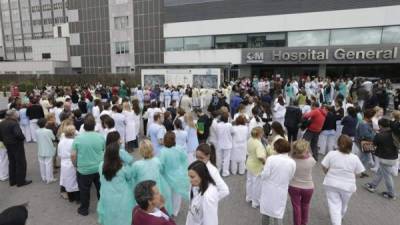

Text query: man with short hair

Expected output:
[0,109,31,187]
[132,180,177,225]
[303,102,327,161]
[71,114,105,216]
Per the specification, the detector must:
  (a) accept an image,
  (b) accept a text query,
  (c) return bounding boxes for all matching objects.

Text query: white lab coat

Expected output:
[180,95,192,113]
[248,117,265,137]
[111,112,126,143]
[58,138,79,192]
[260,154,296,219]
[273,103,286,126]
[231,125,249,162]
[206,161,230,200]
[215,122,233,176]
[0,143,8,181]
[186,184,219,225]
[145,107,162,136]
[207,119,218,146]
[123,110,138,143]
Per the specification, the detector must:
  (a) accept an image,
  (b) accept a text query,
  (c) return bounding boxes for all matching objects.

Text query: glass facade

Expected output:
[184,36,213,50]
[288,30,330,47]
[133,0,164,65]
[165,37,183,51]
[382,26,400,44]
[69,0,110,74]
[165,26,400,51]
[215,34,247,49]
[330,27,382,45]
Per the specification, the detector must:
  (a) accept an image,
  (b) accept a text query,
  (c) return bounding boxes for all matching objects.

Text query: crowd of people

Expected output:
[0,75,399,225]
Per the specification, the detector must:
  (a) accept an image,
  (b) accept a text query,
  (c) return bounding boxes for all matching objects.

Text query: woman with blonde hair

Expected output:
[288,139,316,225]
[184,113,199,164]
[58,125,80,202]
[246,127,266,208]
[130,139,173,214]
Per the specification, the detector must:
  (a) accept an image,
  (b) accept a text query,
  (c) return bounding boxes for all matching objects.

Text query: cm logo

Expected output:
[246,52,264,63]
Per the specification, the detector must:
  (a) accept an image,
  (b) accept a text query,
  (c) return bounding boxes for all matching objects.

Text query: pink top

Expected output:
[289,156,316,189]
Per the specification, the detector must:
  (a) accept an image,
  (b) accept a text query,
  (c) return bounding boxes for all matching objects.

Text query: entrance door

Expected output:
[251,65,319,79]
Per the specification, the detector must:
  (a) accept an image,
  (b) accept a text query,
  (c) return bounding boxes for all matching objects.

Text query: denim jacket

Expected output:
[355,120,376,146]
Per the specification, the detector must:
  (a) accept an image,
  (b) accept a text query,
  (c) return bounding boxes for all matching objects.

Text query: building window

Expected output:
[288,30,330,47]
[184,36,213,50]
[42,53,51,59]
[57,26,62,37]
[215,34,247,49]
[248,33,267,48]
[115,41,130,54]
[165,38,184,51]
[265,33,286,47]
[116,0,129,4]
[114,16,129,30]
[116,66,130,73]
[330,27,382,45]
[382,26,400,44]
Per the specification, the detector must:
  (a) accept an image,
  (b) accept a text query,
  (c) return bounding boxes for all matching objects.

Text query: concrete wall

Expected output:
[164,49,241,64]
[0,61,70,74]
[164,5,400,37]
[109,0,135,73]
[31,38,70,62]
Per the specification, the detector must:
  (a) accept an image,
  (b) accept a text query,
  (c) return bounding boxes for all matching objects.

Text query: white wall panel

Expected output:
[164,5,400,37]
[164,49,242,64]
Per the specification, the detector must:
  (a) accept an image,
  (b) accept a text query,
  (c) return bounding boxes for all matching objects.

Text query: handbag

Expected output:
[299,119,312,131]
[360,140,376,153]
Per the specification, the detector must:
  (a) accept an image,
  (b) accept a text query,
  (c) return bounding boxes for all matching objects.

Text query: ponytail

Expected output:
[196,143,217,166]
[209,144,217,166]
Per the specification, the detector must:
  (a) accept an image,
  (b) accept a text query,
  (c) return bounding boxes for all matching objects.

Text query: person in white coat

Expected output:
[260,139,296,225]
[164,86,172,109]
[18,105,32,143]
[273,96,286,127]
[180,91,192,114]
[58,125,80,202]
[248,107,265,138]
[0,141,9,181]
[122,102,139,151]
[144,101,162,136]
[174,119,188,153]
[215,112,233,177]
[184,113,199,164]
[111,105,126,144]
[231,115,249,175]
[321,135,365,225]
[207,112,219,147]
[92,99,103,132]
[186,160,220,225]
[196,143,230,200]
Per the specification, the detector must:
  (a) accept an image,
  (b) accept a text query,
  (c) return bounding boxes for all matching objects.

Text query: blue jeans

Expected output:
[370,162,396,196]
[359,151,373,170]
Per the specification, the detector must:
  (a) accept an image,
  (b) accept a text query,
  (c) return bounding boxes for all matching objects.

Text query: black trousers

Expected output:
[77,172,100,213]
[5,142,27,186]
[303,130,320,161]
[286,127,299,143]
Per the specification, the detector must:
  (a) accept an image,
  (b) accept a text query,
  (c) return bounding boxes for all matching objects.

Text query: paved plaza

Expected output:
[0,141,399,225]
